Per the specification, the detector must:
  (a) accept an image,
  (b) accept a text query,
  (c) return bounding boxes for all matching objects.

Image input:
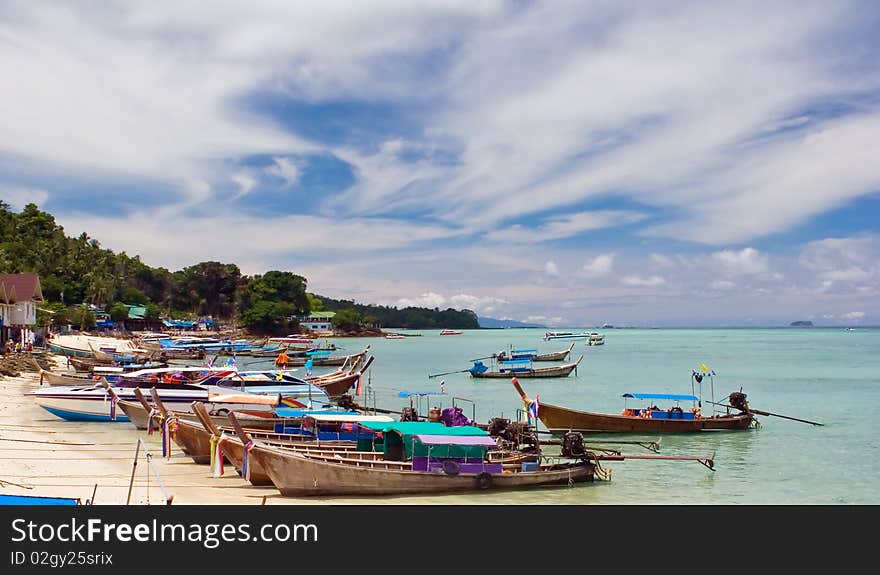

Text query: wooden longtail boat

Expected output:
[306,355,374,399]
[496,342,575,363]
[286,346,371,367]
[248,422,596,496]
[469,355,583,379]
[510,377,755,434]
[107,385,279,431]
[38,367,96,387]
[188,406,390,484]
[88,343,155,363]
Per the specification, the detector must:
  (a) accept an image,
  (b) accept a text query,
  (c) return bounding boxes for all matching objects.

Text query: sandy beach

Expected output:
[0,350,331,506]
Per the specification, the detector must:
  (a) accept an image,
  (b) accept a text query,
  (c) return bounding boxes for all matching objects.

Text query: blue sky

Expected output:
[1,0,879,326]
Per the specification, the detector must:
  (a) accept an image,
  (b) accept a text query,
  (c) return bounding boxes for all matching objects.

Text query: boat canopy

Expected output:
[413,434,498,446]
[622,393,699,402]
[274,408,358,418]
[304,413,394,423]
[359,421,488,436]
[501,359,532,366]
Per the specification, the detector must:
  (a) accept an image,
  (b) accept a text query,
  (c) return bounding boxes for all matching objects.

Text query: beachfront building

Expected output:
[298,311,336,333]
[0,273,43,348]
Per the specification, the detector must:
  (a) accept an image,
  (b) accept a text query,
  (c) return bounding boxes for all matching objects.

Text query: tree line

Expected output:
[0,202,479,334]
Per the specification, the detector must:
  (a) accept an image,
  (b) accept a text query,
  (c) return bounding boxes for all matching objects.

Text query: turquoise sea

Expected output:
[239,327,879,505]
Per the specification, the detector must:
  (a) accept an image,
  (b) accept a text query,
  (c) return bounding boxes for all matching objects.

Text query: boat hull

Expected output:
[251,444,595,496]
[537,401,754,434]
[471,356,582,379]
[27,387,277,422]
[48,343,94,358]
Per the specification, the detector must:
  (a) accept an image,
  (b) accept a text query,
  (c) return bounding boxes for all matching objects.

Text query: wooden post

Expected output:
[226,411,251,445]
[191,401,221,436]
[133,387,152,412]
[149,388,169,417]
[126,440,141,505]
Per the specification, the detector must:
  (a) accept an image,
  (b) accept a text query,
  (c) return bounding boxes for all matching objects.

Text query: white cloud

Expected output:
[231,172,258,199]
[544,260,560,277]
[265,157,300,187]
[844,311,865,320]
[650,253,674,267]
[712,247,768,275]
[485,210,645,243]
[394,291,508,315]
[710,280,735,290]
[581,254,615,278]
[621,274,666,287]
[1,187,49,209]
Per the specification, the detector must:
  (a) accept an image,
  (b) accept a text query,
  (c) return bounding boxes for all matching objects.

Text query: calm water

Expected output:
[233,328,880,504]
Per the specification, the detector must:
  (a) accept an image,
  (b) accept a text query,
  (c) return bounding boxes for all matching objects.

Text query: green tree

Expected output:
[144,303,162,320]
[306,293,324,312]
[72,305,96,330]
[239,300,297,335]
[36,301,70,330]
[331,308,363,332]
[108,302,130,330]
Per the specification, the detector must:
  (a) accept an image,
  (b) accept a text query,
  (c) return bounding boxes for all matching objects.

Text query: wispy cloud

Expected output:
[485,210,645,243]
[265,157,300,188]
[3,1,879,326]
[711,247,769,276]
[581,254,615,278]
[1,187,49,209]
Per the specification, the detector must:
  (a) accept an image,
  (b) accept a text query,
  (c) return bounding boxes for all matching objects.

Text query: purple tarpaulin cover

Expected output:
[414,434,498,446]
[441,406,472,427]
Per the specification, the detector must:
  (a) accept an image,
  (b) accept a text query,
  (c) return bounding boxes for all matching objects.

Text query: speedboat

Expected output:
[27,368,331,422]
[543,331,592,341]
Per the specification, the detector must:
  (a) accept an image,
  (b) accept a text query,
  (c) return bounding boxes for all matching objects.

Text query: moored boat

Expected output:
[510,377,755,434]
[469,355,583,379]
[496,342,575,362]
[543,331,593,341]
[245,420,596,496]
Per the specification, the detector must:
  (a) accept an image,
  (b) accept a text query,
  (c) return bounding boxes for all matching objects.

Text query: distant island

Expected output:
[789,320,814,327]
[478,316,546,329]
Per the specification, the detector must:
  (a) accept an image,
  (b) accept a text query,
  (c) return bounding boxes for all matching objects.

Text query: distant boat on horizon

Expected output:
[440,329,463,336]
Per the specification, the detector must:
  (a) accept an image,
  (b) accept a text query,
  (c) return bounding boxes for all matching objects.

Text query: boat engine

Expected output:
[561,431,586,458]
[729,391,750,412]
[486,417,511,438]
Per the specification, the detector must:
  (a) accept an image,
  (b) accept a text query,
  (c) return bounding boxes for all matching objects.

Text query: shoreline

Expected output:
[0,358,307,505]
[0,353,449,506]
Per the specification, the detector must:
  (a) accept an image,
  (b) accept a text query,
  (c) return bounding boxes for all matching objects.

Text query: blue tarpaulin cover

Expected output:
[0,494,79,506]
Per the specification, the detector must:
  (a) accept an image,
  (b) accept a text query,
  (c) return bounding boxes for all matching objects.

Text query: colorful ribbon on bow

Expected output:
[109,395,119,421]
[147,409,159,435]
[210,434,227,478]
[161,415,178,459]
